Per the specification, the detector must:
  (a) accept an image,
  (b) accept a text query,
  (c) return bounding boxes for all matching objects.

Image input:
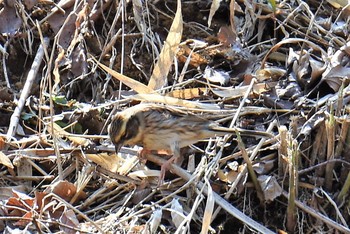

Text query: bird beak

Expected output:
[114,144,122,153]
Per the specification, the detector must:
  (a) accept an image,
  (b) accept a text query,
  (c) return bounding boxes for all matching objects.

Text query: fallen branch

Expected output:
[6,37,50,142]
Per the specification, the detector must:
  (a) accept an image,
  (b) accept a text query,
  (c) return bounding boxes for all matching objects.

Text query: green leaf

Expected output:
[267,0,276,12]
[21,112,36,120]
[52,95,68,105]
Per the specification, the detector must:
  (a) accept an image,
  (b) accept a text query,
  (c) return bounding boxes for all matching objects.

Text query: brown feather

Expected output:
[108,103,272,153]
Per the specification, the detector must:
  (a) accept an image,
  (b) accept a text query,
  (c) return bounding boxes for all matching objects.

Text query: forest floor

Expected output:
[1,0,350,233]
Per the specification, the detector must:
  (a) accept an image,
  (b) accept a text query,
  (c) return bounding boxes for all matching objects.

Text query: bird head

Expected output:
[108,112,141,153]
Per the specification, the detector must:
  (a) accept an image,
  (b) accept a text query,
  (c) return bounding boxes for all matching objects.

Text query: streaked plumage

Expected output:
[108,103,271,156]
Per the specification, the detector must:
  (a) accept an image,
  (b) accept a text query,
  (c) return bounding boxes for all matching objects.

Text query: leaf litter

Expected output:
[1,0,350,233]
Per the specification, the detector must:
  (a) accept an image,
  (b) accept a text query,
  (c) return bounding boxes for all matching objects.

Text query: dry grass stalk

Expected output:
[235,131,264,203]
[338,171,350,204]
[146,153,275,234]
[2,0,350,232]
[310,122,325,166]
[278,125,288,178]
[286,137,298,232]
[316,122,328,178]
[325,111,336,191]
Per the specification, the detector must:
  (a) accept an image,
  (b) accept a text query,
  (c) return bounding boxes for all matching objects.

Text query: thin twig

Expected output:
[146,154,275,234]
[6,37,50,142]
[282,191,350,233]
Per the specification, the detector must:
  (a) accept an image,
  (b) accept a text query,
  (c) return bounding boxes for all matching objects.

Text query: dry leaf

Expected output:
[203,66,230,85]
[177,44,208,67]
[59,209,80,234]
[47,122,92,147]
[5,190,45,227]
[148,0,183,90]
[217,162,242,183]
[299,110,325,136]
[130,93,220,110]
[117,156,139,175]
[217,169,229,182]
[170,198,184,229]
[0,151,14,169]
[258,175,282,202]
[208,0,222,27]
[0,186,27,201]
[201,180,214,234]
[70,43,88,78]
[253,159,275,174]
[323,65,350,91]
[326,0,350,8]
[93,57,154,94]
[0,1,22,34]
[0,137,5,151]
[211,83,271,98]
[86,153,122,173]
[13,211,33,227]
[8,190,33,206]
[256,67,286,81]
[147,209,162,234]
[47,4,76,48]
[288,48,326,88]
[128,170,161,180]
[53,48,65,93]
[261,38,327,69]
[217,25,237,46]
[66,3,90,53]
[166,87,207,99]
[46,180,80,202]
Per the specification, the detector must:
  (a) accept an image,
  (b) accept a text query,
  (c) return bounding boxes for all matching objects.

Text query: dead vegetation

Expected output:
[1,0,350,233]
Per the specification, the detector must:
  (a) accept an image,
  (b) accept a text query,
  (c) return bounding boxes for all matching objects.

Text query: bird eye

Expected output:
[123,115,139,140]
[123,130,133,140]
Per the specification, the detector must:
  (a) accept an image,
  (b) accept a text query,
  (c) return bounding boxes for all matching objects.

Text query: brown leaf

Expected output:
[217,25,237,46]
[13,211,33,227]
[208,0,221,27]
[258,175,282,202]
[0,151,14,169]
[23,0,39,10]
[148,0,183,90]
[130,93,220,110]
[0,186,27,201]
[0,1,22,34]
[47,7,76,48]
[256,67,286,81]
[323,65,350,91]
[177,44,208,67]
[86,153,122,173]
[166,88,207,99]
[211,83,271,98]
[253,160,275,174]
[47,122,92,147]
[93,58,154,94]
[6,190,38,226]
[46,180,77,202]
[59,209,80,234]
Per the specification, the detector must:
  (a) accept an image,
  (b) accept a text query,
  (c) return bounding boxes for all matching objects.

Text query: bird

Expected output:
[108,103,272,183]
